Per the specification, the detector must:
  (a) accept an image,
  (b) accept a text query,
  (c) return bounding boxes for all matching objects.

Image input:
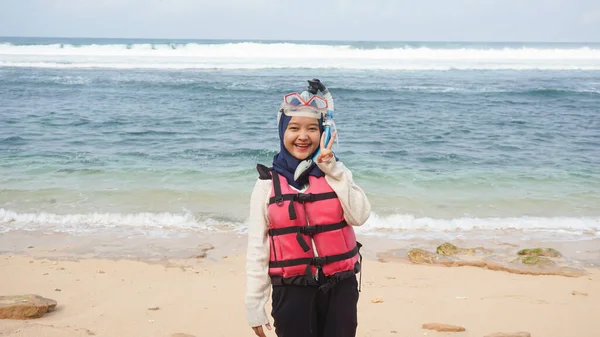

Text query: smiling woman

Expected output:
[245,79,371,337]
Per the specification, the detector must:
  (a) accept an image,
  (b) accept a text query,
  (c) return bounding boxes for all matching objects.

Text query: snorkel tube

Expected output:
[293,79,335,183]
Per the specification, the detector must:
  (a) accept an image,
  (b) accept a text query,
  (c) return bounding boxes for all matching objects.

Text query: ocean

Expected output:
[1,37,599,244]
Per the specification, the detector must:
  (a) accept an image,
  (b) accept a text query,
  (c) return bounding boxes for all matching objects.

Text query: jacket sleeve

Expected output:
[245,178,273,327]
[317,160,371,226]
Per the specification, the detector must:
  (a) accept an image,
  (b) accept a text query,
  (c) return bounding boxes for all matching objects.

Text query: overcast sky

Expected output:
[1,0,599,42]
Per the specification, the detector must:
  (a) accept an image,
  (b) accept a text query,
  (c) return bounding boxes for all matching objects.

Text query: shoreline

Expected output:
[1,229,598,267]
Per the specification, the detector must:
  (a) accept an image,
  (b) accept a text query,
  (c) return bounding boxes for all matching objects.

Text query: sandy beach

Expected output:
[1,231,599,337]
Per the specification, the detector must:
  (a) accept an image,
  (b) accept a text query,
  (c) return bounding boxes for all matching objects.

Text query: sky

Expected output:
[1,0,600,42]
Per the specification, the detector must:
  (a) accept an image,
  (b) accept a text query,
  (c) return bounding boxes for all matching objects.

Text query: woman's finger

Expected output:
[327,131,337,150]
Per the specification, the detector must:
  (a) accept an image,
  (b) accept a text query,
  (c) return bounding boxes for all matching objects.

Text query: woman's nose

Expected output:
[298,130,309,139]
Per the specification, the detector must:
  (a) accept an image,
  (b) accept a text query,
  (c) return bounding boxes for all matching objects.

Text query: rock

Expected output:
[381,246,583,277]
[436,242,489,256]
[436,243,458,255]
[198,243,214,251]
[371,298,383,303]
[422,323,465,332]
[484,332,531,337]
[148,306,160,310]
[407,249,435,264]
[435,259,584,277]
[0,295,57,319]
[54,289,61,292]
[518,256,556,267]
[191,243,215,259]
[461,247,488,255]
[97,270,105,274]
[517,248,562,258]
[572,291,588,296]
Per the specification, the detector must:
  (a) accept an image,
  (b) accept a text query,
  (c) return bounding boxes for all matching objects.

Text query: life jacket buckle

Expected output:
[299,226,318,235]
[311,256,327,266]
[295,193,314,203]
[275,196,284,206]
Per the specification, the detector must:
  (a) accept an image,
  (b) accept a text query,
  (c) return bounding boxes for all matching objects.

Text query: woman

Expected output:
[245,79,371,337]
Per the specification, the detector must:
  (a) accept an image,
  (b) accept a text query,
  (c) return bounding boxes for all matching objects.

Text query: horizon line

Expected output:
[1,35,600,44]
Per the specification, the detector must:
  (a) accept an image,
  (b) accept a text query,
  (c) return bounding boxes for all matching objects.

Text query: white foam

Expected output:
[1,42,600,70]
[2,208,599,237]
[356,213,600,234]
[0,208,241,234]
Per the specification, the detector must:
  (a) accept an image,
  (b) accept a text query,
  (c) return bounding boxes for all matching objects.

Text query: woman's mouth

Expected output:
[294,143,310,151]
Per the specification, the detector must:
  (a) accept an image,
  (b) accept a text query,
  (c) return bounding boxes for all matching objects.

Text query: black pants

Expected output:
[271,275,359,337]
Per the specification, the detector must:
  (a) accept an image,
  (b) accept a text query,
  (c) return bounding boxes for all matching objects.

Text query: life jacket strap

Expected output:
[268,220,348,252]
[268,220,347,236]
[269,243,361,275]
[268,192,338,206]
[269,191,338,220]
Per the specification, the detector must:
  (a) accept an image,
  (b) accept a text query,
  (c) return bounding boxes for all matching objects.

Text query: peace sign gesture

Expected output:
[316,131,337,163]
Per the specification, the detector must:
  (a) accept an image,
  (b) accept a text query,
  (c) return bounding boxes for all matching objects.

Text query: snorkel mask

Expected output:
[280,92,329,120]
[278,90,336,183]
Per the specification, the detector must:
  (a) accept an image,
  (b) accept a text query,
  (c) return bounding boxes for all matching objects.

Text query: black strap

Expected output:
[268,192,338,206]
[269,244,360,269]
[357,241,363,292]
[256,164,272,180]
[296,232,312,252]
[269,221,348,253]
[288,201,297,220]
[271,169,284,206]
[268,220,348,236]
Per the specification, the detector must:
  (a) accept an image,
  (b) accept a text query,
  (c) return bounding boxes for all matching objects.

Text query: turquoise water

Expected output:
[1,37,599,238]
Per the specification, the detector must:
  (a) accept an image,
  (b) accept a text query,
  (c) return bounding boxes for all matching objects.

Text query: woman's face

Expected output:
[283,116,321,160]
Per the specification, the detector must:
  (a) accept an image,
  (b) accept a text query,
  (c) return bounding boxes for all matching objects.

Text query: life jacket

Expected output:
[257,164,361,281]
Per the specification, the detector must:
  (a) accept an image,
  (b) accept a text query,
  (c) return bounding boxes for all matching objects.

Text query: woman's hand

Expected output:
[316,131,337,163]
[252,323,272,337]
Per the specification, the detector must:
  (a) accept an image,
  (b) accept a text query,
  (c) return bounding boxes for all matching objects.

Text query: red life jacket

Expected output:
[262,165,361,280]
